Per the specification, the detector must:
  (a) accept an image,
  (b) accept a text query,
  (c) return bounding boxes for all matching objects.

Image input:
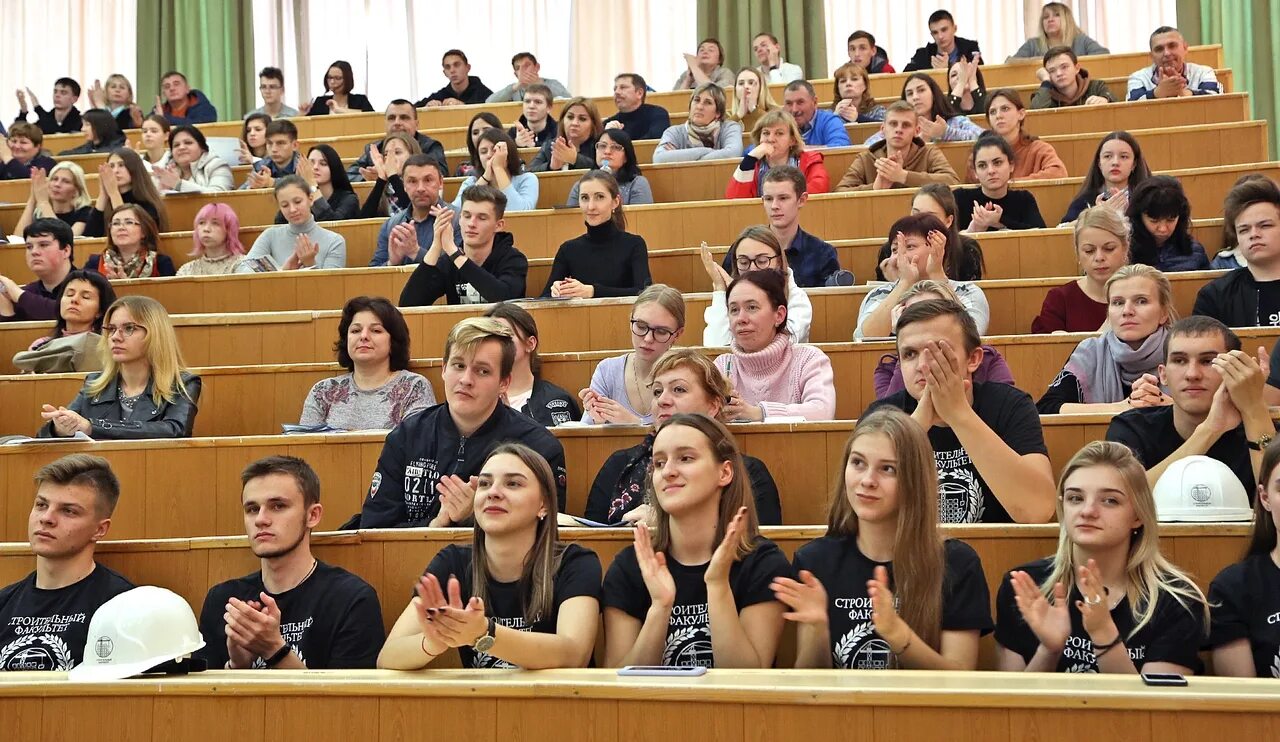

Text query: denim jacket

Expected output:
[39,372,202,440]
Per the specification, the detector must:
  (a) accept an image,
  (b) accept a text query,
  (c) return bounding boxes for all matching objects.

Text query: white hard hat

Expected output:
[1153,455,1253,522]
[68,586,205,681]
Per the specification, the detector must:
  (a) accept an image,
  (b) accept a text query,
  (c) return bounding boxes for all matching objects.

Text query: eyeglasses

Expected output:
[735,254,779,271]
[595,142,625,153]
[630,319,676,343]
[110,219,141,228]
[104,323,147,338]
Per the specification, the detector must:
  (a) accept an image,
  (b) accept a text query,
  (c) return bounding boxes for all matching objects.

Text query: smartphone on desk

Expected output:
[1140,672,1188,687]
[618,665,708,677]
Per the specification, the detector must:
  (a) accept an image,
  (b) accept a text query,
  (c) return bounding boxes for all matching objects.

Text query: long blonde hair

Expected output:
[88,296,193,405]
[826,408,944,652]
[727,66,778,119]
[1041,441,1209,637]
[1036,2,1083,54]
[35,162,92,215]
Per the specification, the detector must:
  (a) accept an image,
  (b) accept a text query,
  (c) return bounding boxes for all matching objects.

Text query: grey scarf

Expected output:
[1064,326,1168,403]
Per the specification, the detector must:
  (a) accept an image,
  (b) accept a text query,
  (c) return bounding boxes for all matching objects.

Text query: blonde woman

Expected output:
[14,162,93,236]
[38,295,201,439]
[772,408,992,668]
[727,66,778,132]
[996,441,1209,673]
[1031,206,1130,334]
[579,283,684,425]
[1009,2,1109,80]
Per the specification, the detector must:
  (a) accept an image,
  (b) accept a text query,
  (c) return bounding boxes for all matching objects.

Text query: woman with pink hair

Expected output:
[177,203,246,276]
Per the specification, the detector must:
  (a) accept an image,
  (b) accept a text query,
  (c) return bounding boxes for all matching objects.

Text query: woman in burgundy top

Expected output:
[1032,206,1129,333]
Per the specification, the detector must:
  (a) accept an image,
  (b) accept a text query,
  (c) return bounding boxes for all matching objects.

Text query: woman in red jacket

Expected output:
[726,110,827,199]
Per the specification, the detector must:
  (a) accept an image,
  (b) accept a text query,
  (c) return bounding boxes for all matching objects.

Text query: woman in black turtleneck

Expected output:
[541,170,652,298]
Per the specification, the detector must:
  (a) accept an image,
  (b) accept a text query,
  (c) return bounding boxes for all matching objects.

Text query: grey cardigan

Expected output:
[236,218,347,272]
[39,372,202,439]
[652,120,744,163]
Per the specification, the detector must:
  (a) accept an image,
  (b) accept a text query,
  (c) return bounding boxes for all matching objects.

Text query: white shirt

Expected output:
[765,62,804,84]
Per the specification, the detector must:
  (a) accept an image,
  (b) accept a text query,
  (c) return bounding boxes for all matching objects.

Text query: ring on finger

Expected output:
[1084,594,1103,606]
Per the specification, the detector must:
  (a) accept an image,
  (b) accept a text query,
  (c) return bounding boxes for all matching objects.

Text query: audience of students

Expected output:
[14,163,93,237]
[956,134,1047,232]
[305,61,374,115]
[752,32,804,83]
[832,63,885,124]
[675,39,736,90]
[996,441,1209,673]
[157,71,219,124]
[783,80,852,148]
[543,171,652,298]
[727,111,828,199]
[245,66,301,119]
[399,185,528,307]
[237,176,347,272]
[566,129,654,206]
[838,101,961,192]
[14,270,116,374]
[488,52,571,103]
[905,11,982,72]
[530,97,602,172]
[482,302,581,426]
[0,123,56,180]
[1060,131,1152,224]
[38,295,201,439]
[603,413,791,667]
[348,101,446,182]
[1037,265,1174,414]
[1193,177,1280,327]
[846,30,895,74]
[0,219,77,323]
[1031,47,1115,109]
[13,78,83,135]
[416,50,493,107]
[728,67,778,132]
[653,83,743,163]
[154,125,234,193]
[300,296,433,431]
[1128,26,1222,100]
[973,89,1068,181]
[579,284,684,425]
[1032,206,1131,334]
[604,73,671,141]
[702,225,812,346]
[85,205,176,279]
[178,203,247,277]
[587,349,783,526]
[1009,3,1109,67]
[1127,176,1209,272]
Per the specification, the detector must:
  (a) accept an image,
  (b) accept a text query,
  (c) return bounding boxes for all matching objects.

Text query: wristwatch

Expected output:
[1247,433,1274,451]
[472,617,497,653]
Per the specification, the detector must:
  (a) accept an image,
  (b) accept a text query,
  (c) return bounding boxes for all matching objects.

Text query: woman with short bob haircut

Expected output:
[602,413,790,667]
[17,270,118,373]
[996,441,1209,673]
[773,407,993,668]
[379,442,602,670]
[299,295,434,431]
[654,82,744,163]
[832,62,885,123]
[38,295,201,439]
[85,203,175,278]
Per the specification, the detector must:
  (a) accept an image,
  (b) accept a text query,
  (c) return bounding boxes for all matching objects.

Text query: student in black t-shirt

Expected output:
[483,302,581,427]
[1106,316,1273,492]
[1193,177,1280,328]
[0,455,134,671]
[198,456,384,670]
[603,414,791,668]
[771,408,992,669]
[956,134,1045,232]
[1206,441,1280,676]
[865,299,1056,523]
[380,443,600,670]
[587,349,782,526]
[996,441,1209,673]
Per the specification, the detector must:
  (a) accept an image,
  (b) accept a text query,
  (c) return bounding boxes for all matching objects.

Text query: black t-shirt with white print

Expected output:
[866,383,1049,523]
[0,564,134,671]
[424,543,602,668]
[995,557,1206,673]
[197,561,385,669]
[793,536,993,669]
[602,537,791,667]
[1207,553,1280,678]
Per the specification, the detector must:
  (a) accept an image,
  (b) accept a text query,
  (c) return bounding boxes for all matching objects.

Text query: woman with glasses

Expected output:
[305,60,374,116]
[84,204,175,278]
[542,171,652,299]
[580,284,684,425]
[565,130,653,206]
[700,225,811,346]
[38,295,201,439]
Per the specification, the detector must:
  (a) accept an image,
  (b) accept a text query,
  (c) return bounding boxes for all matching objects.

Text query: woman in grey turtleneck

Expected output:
[236,175,347,272]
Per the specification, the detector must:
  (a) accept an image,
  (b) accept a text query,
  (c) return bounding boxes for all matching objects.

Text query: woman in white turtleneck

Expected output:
[236,175,347,272]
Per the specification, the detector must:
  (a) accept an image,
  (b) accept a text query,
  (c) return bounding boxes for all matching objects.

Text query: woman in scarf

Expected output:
[653,82,744,163]
[83,204,176,278]
[1037,265,1174,414]
[585,348,782,527]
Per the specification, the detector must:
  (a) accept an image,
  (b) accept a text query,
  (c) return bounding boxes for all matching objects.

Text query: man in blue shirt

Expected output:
[370,155,448,267]
[783,81,850,148]
[761,166,842,287]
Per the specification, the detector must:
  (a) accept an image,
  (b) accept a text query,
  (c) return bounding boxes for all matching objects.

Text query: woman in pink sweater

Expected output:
[714,271,837,421]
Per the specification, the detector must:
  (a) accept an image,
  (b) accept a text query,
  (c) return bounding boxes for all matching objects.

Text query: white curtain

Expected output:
[823,0,1178,78]
[0,0,137,128]
[569,0,698,97]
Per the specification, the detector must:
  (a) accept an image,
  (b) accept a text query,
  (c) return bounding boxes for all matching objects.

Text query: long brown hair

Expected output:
[648,414,759,560]
[470,443,565,623]
[108,149,168,231]
[1246,440,1280,558]
[826,408,944,652]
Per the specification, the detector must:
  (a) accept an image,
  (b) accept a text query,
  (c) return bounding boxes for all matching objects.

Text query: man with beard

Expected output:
[0,455,133,671]
[197,456,384,669]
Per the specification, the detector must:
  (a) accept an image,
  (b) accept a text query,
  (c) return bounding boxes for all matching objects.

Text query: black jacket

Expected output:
[1192,268,1267,327]
[39,372,202,440]
[347,133,446,182]
[58,134,127,157]
[306,93,375,116]
[398,232,528,307]
[356,402,567,528]
[529,135,598,173]
[507,117,558,148]
[416,77,493,106]
[602,104,671,141]
[904,36,983,72]
[16,106,83,136]
[519,379,581,427]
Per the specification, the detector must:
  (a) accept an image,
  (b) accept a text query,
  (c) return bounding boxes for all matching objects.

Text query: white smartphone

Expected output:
[617,665,708,677]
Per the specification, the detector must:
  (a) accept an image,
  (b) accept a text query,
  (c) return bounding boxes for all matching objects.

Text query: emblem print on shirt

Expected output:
[0,634,74,671]
[934,450,983,523]
[369,472,382,498]
[663,625,713,667]
[833,621,893,669]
